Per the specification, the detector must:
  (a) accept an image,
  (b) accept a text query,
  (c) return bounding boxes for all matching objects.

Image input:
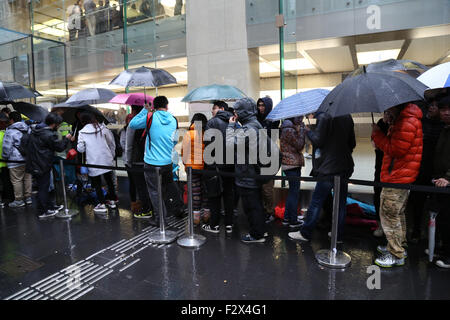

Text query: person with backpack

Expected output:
[77,112,117,213]
[1,111,32,208]
[125,105,153,219]
[129,96,179,226]
[24,113,72,219]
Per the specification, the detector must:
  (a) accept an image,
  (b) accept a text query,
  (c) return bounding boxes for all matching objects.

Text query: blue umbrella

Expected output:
[181,84,246,102]
[266,89,330,121]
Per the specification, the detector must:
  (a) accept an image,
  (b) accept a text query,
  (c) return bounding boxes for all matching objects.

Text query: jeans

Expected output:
[35,171,51,215]
[144,163,173,219]
[238,186,265,239]
[284,168,301,224]
[300,176,348,241]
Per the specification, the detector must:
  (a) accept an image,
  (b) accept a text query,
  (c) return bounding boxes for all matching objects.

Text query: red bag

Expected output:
[66,148,77,160]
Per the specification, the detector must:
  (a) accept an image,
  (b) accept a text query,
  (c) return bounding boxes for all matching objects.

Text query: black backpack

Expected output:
[111,130,123,159]
[17,131,30,157]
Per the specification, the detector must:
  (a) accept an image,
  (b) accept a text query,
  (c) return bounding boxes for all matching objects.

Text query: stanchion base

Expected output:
[56,209,79,219]
[148,230,178,244]
[177,234,206,248]
[315,249,351,269]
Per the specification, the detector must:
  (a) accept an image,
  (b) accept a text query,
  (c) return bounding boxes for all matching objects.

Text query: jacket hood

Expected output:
[257,97,273,122]
[31,123,52,135]
[9,121,29,133]
[281,119,294,129]
[399,103,423,121]
[233,98,257,123]
[215,110,233,122]
[80,122,107,134]
[154,110,174,125]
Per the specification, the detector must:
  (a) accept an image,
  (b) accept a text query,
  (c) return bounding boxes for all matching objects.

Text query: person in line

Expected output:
[201,101,234,234]
[125,105,153,219]
[174,0,183,15]
[226,98,270,243]
[77,112,117,213]
[24,113,72,219]
[182,113,209,225]
[84,0,97,37]
[280,116,306,229]
[288,111,356,244]
[431,95,450,269]
[372,112,390,238]
[129,96,178,226]
[67,0,82,41]
[96,0,106,34]
[121,113,139,214]
[407,100,444,243]
[0,112,14,207]
[1,111,32,208]
[256,96,279,224]
[371,102,423,268]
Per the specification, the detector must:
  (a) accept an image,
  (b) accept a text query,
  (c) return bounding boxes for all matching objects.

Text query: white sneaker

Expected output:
[201,224,220,234]
[375,252,405,268]
[377,245,407,258]
[25,197,32,205]
[38,210,57,219]
[52,205,64,212]
[288,231,309,241]
[225,225,233,234]
[94,203,107,213]
[373,225,384,237]
[8,200,25,208]
[435,258,450,269]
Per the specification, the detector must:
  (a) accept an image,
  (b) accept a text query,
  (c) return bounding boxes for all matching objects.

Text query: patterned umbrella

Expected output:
[65,88,117,105]
[109,66,177,88]
[181,84,246,103]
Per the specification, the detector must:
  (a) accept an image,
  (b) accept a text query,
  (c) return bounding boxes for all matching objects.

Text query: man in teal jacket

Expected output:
[129,96,179,225]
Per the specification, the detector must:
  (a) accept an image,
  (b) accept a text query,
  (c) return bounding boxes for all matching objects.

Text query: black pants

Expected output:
[238,186,265,239]
[209,175,235,227]
[35,171,51,215]
[91,171,117,204]
[143,163,173,219]
[436,194,450,257]
[1,167,15,202]
[132,164,152,212]
[127,170,137,202]
[408,175,432,237]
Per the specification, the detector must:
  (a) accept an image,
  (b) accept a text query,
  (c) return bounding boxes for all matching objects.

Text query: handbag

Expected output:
[201,167,223,198]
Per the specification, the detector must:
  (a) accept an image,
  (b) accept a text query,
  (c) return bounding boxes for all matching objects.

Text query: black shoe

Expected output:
[289,221,303,229]
[38,210,57,219]
[265,214,275,224]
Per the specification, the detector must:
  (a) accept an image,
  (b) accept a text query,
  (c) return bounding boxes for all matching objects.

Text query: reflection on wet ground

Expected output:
[0,177,449,300]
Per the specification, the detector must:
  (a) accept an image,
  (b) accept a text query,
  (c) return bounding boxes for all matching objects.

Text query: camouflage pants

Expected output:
[261,180,275,215]
[380,188,409,259]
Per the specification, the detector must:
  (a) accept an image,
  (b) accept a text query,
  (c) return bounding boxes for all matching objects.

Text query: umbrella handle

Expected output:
[307,117,311,125]
[371,112,375,124]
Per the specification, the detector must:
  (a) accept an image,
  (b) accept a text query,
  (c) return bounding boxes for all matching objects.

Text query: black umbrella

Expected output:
[52,103,109,125]
[7,101,49,123]
[65,88,117,105]
[318,70,429,118]
[109,66,177,87]
[346,59,429,79]
[0,81,41,101]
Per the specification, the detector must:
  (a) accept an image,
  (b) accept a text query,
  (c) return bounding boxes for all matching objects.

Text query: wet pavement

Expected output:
[1,177,449,300]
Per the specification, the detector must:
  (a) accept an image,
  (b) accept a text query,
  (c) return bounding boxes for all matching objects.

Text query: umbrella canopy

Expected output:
[417,62,450,100]
[266,89,330,121]
[65,88,117,105]
[346,59,428,79]
[181,84,247,103]
[9,101,49,123]
[109,93,154,106]
[52,103,109,125]
[317,70,429,117]
[0,81,41,101]
[109,66,177,88]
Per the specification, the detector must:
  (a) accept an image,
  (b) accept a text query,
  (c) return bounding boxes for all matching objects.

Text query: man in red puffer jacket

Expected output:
[371,102,423,268]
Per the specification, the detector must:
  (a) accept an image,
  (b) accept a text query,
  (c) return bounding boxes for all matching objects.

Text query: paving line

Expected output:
[56,284,93,300]
[65,286,95,301]
[16,290,41,301]
[4,287,33,300]
[119,259,141,273]
[85,269,114,285]
[39,264,97,293]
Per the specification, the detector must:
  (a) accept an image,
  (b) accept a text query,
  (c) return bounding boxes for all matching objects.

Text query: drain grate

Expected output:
[0,255,43,277]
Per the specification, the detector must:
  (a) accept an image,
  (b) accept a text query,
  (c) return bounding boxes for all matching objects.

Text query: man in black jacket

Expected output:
[25,113,72,219]
[288,112,356,243]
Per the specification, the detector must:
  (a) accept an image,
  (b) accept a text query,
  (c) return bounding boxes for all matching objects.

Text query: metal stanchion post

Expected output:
[148,167,178,244]
[315,175,351,268]
[56,160,79,219]
[177,167,206,248]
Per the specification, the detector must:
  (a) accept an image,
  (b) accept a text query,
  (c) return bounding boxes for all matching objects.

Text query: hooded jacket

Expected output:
[280,117,306,168]
[25,123,69,176]
[129,108,178,166]
[256,97,280,136]
[308,112,356,178]
[372,103,423,184]
[227,98,269,189]
[77,123,116,177]
[2,121,29,168]
[205,110,233,168]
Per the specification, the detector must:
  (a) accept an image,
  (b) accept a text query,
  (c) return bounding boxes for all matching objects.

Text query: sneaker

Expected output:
[375,252,405,268]
[93,203,107,213]
[289,221,303,228]
[377,245,408,258]
[134,209,153,219]
[265,214,275,224]
[201,224,220,234]
[282,218,290,226]
[106,200,116,209]
[298,214,305,221]
[233,208,239,216]
[288,230,309,241]
[373,225,384,237]
[264,232,268,237]
[52,205,64,212]
[241,234,265,243]
[225,225,233,234]
[327,232,343,244]
[25,197,32,205]
[38,210,57,219]
[8,200,25,208]
[435,257,450,269]
[424,249,443,259]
